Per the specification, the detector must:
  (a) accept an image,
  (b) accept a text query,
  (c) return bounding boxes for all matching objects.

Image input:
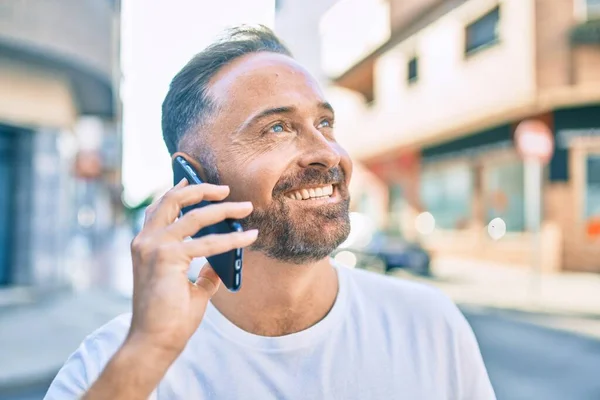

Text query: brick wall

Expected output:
[535,0,575,89]
[573,45,600,85]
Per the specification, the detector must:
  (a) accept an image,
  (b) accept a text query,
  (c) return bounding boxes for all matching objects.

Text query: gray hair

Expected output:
[161,25,292,159]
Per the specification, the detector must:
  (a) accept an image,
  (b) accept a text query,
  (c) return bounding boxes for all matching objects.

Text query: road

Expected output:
[464,307,600,400]
[3,308,600,400]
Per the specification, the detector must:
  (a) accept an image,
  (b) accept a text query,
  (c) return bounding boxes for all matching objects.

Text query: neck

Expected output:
[210,251,339,337]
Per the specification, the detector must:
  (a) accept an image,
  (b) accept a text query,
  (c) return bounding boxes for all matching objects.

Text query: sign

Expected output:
[514,120,555,164]
[587,218,600,239]
[514,119,554,304]
[557,128,600,149]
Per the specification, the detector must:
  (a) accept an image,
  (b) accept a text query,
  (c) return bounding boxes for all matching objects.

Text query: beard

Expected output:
[200,156,351,264]
[240,167,351,264]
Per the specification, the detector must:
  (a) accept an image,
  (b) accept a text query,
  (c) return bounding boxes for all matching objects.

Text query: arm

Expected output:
[82,338,177,400]
[45,179,258,399]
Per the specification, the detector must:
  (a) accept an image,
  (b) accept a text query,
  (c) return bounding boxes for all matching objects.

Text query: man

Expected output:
[45,25,495,400]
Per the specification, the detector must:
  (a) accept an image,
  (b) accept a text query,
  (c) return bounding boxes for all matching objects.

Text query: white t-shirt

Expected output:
[44,264,496,400]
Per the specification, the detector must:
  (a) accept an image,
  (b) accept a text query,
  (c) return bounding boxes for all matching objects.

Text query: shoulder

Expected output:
[44,314,132,399]
[341,266,464,328]
[88,312,132,346]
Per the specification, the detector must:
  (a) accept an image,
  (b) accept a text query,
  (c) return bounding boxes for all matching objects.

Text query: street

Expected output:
[465,307,600,400]
[4,307,600,400]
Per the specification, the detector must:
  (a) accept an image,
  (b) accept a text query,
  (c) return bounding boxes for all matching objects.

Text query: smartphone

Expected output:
[172,156,243,292]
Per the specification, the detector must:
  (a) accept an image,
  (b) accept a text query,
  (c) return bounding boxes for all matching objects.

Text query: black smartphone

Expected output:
[172,156,243,292]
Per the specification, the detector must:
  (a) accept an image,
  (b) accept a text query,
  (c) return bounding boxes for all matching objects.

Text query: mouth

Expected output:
[284,184,336,201]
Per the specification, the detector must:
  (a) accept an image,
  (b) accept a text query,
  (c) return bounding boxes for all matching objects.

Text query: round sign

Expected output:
[514,119,554,164]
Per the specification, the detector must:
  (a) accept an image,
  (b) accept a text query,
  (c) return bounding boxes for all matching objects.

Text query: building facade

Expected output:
[0,0,122,289]
[322,0,600,272]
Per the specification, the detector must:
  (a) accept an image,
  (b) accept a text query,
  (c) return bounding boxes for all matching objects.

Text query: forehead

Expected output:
[207,52,326,112]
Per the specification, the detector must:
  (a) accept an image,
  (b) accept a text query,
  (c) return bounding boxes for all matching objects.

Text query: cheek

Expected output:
[219,155,288,205]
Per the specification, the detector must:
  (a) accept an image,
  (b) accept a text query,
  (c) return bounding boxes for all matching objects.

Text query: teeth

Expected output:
[286,185,334,201]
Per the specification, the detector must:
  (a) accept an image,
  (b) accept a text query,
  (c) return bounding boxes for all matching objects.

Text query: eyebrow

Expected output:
[238,102,335,131]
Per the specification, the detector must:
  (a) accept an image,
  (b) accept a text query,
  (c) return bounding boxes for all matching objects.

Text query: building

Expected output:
[0,0,122,289]
[321,0,600,272]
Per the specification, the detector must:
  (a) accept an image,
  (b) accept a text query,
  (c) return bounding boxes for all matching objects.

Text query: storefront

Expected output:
[416,123,566,269]
[552,105,600,272]
[362,151,421,240]
[414,105,600,272]
[420,124,522,231]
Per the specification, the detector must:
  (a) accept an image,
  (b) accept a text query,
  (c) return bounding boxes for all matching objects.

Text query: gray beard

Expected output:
[239,196,351,264]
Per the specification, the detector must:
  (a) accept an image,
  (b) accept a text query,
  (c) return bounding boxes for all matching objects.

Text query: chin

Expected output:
[240,195,351,264]
[251,216,351,265]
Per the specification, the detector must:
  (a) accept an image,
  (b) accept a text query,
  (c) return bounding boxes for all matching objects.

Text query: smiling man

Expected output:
[44,26,495,400]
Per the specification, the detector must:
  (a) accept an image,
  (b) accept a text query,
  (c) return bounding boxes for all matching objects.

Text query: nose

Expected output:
[297,128,342,170]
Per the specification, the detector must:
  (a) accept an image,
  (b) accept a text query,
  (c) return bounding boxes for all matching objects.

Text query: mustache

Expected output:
[273,166,345,195]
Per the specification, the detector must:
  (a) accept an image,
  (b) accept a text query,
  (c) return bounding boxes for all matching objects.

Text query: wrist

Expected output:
[120,332,182,369]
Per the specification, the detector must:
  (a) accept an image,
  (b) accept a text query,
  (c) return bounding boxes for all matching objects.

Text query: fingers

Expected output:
[193,263,221,300]
[181,230,258,260]
[143,181,230,232]
[166,201,253,240]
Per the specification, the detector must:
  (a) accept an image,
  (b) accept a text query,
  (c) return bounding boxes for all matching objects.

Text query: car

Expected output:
[333,233,431,276]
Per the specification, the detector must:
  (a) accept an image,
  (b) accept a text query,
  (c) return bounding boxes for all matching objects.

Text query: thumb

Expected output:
[193,262,221,300]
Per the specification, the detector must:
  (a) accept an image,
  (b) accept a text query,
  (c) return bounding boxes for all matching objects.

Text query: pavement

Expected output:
[0,289,131,398]
[1,253,599,398]
[389,256,600,339]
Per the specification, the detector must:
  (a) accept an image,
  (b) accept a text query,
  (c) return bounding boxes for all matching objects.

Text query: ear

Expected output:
[172,151,208,182]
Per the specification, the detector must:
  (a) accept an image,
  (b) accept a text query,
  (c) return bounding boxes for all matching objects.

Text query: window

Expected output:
[483,161,525,231]
[585,0,600,19]
[420,164,473,230]
[407,56,418,83]
[465,6,500,55]
[584,154,600,219]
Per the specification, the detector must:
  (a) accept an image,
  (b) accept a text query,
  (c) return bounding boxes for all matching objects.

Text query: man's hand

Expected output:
[83,179,257,399]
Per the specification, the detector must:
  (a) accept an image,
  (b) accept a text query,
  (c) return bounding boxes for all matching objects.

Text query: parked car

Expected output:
[333,232,431,276]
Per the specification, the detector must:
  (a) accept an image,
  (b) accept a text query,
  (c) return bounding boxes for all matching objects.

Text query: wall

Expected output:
[0,0,116,77]
[388,0,446,32]
[0,58,77,129]
[343,0,538,159]
[275,0,338,84]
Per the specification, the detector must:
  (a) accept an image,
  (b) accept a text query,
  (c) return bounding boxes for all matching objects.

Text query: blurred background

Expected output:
[1,0,600,399]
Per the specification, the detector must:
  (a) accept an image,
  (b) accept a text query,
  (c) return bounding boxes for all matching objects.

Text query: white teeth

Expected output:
[286,185,334,200]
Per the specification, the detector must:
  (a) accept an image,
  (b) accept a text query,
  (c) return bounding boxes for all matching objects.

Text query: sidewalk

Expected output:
[0,290,130,394]
[392,256,600,337]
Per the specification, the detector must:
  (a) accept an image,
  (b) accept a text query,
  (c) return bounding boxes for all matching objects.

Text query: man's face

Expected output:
[200,52,352,264]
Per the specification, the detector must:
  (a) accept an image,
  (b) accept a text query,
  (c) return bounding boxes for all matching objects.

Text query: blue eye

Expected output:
[318,119,333,128]
[270,123,285,134]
